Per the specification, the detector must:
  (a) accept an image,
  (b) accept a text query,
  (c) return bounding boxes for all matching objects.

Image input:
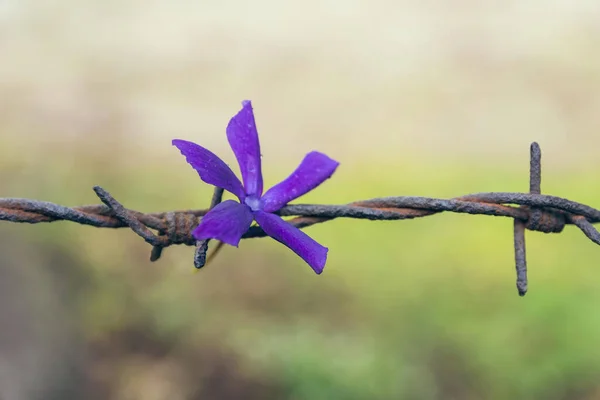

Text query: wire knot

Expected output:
[163,212,198,245]
[525,208,565,233]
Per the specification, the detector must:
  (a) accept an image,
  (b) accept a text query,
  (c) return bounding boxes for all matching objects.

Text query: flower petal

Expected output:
[260,151,339,213]
[254,210,328,274]
[193,200,253,247]
[172,139,245,200]
[226,100,263,197]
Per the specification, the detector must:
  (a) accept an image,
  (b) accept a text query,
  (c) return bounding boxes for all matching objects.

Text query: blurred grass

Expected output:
[2,141,600,398]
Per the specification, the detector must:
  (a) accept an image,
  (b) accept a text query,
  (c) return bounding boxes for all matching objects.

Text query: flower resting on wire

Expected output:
[172,100,339,274]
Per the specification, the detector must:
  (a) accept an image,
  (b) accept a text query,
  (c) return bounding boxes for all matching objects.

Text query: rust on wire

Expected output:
[0,142,599,296]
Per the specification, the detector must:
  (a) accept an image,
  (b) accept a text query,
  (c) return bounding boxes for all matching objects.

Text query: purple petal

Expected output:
[173,139,245,200]
[193,200,253,246]
[226,100,263,197]
[254,210,328,274]
[260,151,339,213]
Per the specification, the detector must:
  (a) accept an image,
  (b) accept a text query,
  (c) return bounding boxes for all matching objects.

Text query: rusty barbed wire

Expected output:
[0,142,598,296]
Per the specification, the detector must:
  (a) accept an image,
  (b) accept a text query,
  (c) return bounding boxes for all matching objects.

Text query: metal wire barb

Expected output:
[1,142,598,296]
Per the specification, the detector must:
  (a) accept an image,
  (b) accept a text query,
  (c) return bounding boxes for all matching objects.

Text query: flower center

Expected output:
[244,195,261,212]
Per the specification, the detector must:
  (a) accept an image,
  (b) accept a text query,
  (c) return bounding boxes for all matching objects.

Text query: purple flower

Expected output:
[172,100,339,274]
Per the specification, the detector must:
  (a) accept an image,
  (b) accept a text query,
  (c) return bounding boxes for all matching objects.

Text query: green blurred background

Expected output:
[1,1,600,399]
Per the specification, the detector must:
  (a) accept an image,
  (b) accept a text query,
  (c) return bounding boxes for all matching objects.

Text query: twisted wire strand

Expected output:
[0,142,598,296]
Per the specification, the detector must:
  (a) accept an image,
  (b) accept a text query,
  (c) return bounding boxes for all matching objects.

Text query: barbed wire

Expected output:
[1,142,598,296]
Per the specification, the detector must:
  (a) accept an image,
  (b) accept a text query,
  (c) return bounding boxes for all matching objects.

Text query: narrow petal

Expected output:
[260,151,339,213]
[193,200,253,247]
[254,210,328,274]
[226,100,263,197]
[173,139,245,200]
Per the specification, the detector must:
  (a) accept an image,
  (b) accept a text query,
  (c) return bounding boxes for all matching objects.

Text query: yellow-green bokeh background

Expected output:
[1,2,600,399]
